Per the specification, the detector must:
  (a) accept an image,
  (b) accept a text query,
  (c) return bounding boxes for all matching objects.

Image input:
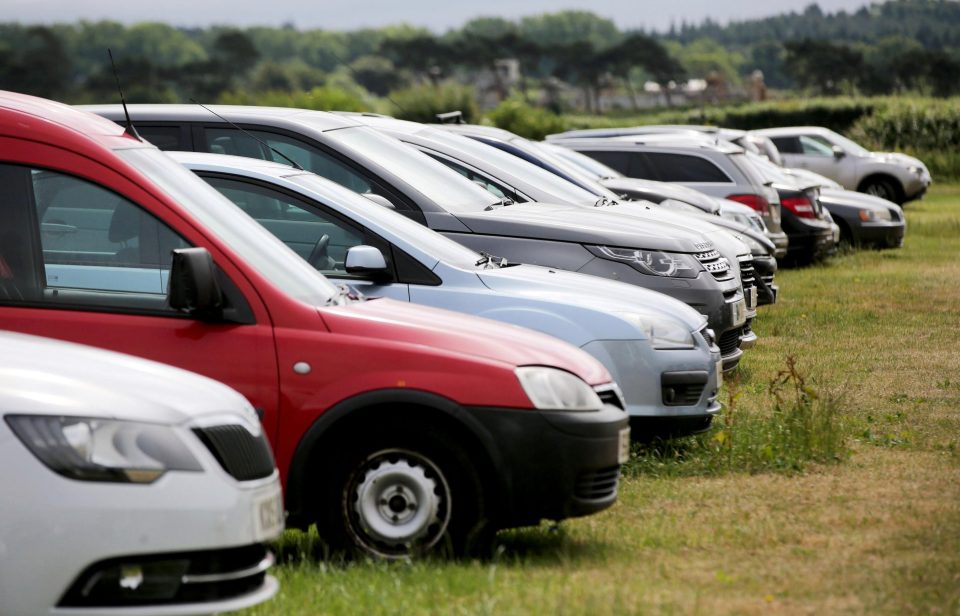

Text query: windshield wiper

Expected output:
[593,196,618,207]
[483,197,515,211]
[475,251,509,268]
[327,283,364,305]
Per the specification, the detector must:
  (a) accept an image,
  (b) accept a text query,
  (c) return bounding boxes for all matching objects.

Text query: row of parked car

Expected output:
[0,90,923,615]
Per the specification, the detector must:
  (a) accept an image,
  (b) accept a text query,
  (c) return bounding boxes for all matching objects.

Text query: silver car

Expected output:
[751,126,931,204]
[170,151,725,437]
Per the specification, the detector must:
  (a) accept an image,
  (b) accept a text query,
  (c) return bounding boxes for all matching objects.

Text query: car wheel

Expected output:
[317,425,490,559]
[860,177,903,204]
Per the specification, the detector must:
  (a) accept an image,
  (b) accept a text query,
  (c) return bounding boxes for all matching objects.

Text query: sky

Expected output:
[2,0,874,32]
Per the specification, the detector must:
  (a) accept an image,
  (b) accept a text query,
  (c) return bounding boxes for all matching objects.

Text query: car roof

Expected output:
[556,133,744,154]
[750,126,828,137]
[76,104,362,132]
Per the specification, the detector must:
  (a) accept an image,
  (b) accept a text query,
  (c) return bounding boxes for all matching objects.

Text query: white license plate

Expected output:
[731,299,747,327]
[747,286,758,309]
[716,359,723,387]
[255,491,285,540]
[618,427,631,464]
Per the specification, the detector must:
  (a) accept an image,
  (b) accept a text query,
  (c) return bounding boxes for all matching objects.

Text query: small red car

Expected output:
[0,91,629,558]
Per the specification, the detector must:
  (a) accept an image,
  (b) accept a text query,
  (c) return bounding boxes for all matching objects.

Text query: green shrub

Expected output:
[387,82,478,124]
[217,86,370,112]
[486,98,568,140]
[624,357,848,477]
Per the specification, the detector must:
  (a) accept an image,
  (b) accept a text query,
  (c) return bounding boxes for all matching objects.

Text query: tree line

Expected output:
[0,2,958,111]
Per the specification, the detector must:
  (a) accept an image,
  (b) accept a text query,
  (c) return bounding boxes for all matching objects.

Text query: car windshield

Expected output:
[542,143,624,180]
[824,130,871,156]
[418,128,605,206]
[289,174,489,270]
[312,124,500,213]
[116,147,340,305]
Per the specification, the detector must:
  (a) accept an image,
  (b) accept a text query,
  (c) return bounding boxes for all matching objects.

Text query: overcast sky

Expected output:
[3,0,874,32]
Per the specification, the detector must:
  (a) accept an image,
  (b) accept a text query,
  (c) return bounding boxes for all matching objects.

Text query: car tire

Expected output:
[315,423,491,560]
[859,177,903,204]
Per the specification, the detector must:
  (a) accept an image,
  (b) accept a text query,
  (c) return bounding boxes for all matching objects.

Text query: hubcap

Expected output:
[347,449,450,556]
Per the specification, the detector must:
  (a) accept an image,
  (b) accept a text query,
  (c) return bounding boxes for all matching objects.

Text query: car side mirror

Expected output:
[832,146,846,159]
[168,247,224,320]
[363,193,396,209]
[345,245,390,280]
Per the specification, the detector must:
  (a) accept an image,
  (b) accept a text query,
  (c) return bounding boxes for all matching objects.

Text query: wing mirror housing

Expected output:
[363,193,396,209]
[832,145,846,159]
[168,247,224,320]
[345,245,390,281]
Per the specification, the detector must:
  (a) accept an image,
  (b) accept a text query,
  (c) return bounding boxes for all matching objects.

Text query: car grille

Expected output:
[574,466,620,501]
[718,327,742,357]
[738,255,756,304]
[193,424,275,481]
[694,249,734,281]
[59,544,272,607]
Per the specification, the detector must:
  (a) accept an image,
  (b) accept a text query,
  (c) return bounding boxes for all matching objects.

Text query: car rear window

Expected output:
[644,153,731,183]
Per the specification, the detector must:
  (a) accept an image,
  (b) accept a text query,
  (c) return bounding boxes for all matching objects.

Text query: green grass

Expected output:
[242,186,960,615]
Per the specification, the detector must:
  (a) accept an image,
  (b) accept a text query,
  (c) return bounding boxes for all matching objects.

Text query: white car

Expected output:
[752,126,931,204]
[0,331,283,616]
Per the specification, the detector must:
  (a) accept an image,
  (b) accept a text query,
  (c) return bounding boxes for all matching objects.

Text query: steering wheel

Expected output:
[307,234,333,269]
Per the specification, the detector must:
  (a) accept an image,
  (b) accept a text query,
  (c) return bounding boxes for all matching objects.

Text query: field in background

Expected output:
[243,185,960,615]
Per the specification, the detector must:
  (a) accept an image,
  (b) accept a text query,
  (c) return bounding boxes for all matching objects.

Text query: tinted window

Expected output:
[138,125,188,151]
[769,136,801,155]
[798,135,835,156]
[644,153,731,183]
[578,150,631,176]
[423,153,521,202]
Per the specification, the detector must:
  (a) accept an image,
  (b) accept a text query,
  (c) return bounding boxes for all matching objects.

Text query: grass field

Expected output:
[242,186,960,615]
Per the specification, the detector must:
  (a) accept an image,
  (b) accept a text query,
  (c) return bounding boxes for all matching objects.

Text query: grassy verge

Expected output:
[242,186,960,615]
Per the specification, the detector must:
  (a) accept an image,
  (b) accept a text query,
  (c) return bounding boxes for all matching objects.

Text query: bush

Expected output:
[486,98,568,140]
[624,357,848,477]
[217,86,370,112]
[387,82,478,124]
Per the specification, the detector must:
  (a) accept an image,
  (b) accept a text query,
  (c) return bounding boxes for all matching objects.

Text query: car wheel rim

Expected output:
[346,449,450,557]
[866,183,891,199]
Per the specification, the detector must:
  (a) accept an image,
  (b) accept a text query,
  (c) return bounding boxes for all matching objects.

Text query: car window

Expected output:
[770,136,802,154]
[798,135,835,157]
[137,125,189,151]
[644,153,731,183]
[422,152,521,202]
[201,175,372,277]
[577,150,631,176]
[27,167,190,309]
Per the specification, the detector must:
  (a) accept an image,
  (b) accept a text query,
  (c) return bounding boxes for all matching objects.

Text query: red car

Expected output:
[0,92,629,558]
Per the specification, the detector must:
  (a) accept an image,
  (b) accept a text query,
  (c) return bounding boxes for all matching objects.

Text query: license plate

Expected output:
[731,299,747,327]
[747,286,758,309]
[255,491,285,540]
[618,427,631,464]
[716,359,723,387]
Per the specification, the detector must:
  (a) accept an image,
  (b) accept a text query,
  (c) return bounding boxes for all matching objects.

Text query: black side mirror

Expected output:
[168,247,223,320]
[344,245,390,281]
[832,146,846,159]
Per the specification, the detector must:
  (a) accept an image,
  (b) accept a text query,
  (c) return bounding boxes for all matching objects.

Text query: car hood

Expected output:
[607,202,750,259]
[0,332,257,426]
[600,177,721,214]
[456,202,713,253]
[819,188,904,215]
[318,297,611,385]
[477,264,707,331]
[870,152,929,172]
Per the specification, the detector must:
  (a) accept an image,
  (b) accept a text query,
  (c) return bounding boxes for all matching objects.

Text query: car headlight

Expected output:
[5,415,203,483]
[515,367,603,411]
[617,313,696,350]
[738,234,768,255]
[858,208,891,222]
[908,165,922,175]
[590,246,701,278]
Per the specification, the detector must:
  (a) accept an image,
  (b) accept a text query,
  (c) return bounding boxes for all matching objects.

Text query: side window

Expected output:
[201,128,404,206]
[137,125,189,151]
[201,175,371,277]
[579,150,630,176]
[798,135,835,157]
[643,153,731,183]
[770,136,802,154]
[29,168,190,309]
[422,152,522,203]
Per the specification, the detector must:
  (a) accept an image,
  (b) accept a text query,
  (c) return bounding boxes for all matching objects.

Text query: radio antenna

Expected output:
[189,99,304,171]
[108,48,142,142]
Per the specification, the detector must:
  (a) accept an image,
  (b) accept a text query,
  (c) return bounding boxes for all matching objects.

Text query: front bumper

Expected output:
[0,423,283,616]
[857,219,907,248]
[581,337,722,431]
[464,403,628,527]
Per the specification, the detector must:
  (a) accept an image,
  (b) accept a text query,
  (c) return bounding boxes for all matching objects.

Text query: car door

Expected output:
[785,134,845,183]
[0,160,282,438]
[198,173,410,301]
